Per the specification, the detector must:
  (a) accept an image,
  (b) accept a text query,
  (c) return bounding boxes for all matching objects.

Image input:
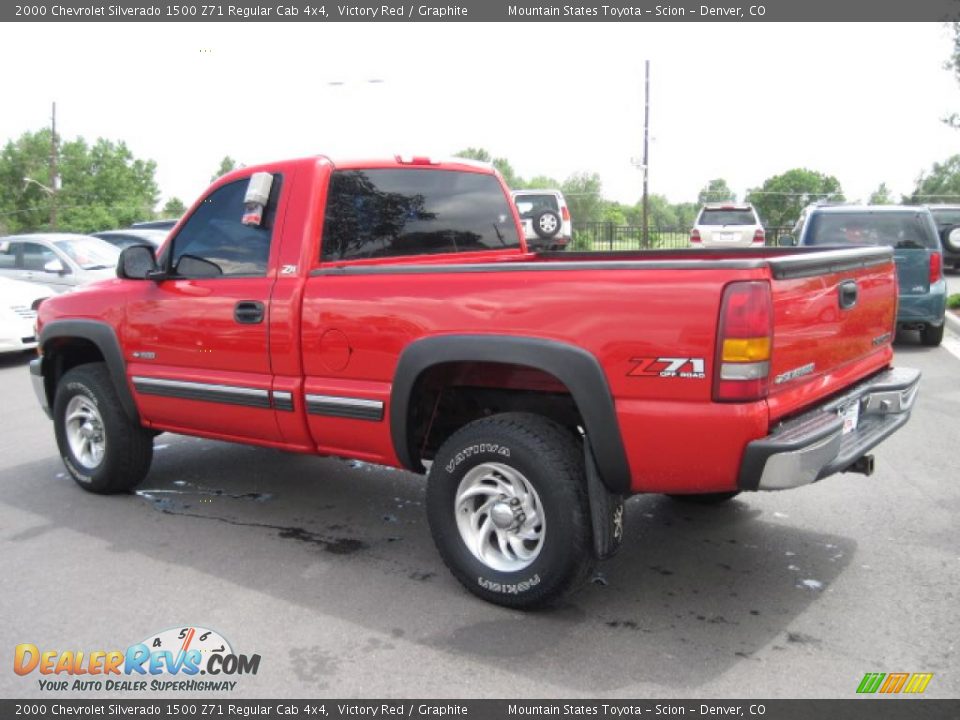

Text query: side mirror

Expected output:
[117,244,159,280]
[43,258,65,274]
[777,235,797,247]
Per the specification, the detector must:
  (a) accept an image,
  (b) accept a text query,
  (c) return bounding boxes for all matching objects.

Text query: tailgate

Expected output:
[765,247,896,423]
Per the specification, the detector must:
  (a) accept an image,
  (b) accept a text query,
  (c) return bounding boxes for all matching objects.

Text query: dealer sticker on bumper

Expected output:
[839,401,860,434]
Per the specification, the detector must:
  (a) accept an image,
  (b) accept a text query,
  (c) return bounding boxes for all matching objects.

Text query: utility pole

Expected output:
[641,60,650,248]
[49,101,59,230]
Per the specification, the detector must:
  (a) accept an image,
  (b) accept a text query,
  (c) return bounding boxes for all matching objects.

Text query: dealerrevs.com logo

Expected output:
[14,626,260,692]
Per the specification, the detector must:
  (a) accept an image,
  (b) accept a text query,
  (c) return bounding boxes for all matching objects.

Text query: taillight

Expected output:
[930,252,942,284]
[753,228,765,244]
[690,229,701,244]
[561,206,570,222]
[714,281,773,403]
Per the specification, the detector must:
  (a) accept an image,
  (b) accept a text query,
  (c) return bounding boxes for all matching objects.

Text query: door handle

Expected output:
[838,280,858,310]
[234,301,265,324]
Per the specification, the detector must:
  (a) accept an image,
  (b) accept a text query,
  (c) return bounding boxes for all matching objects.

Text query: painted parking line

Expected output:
[943,335,960,363]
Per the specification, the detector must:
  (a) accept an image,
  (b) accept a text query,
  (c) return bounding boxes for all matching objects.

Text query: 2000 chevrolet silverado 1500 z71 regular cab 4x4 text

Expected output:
[30,155,921,608]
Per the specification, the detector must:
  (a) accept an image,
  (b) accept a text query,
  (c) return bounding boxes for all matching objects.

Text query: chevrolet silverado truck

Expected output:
[30,155,921,608]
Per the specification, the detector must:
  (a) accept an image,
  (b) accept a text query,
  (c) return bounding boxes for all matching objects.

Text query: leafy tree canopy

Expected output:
[905,154,960,203]
[211,156,240,183]
[945,23,960,129]
[698,178,735,204]
[162,197,187,217]
[561,172,604,224]
[868,183,894,205]
[0,129,158,234]
[746,168,844,228]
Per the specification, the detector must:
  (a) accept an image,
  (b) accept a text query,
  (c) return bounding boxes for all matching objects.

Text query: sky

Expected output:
[2,22,958,210]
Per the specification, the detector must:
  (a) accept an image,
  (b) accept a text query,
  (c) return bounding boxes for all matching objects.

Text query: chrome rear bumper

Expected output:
[739,367,920,491]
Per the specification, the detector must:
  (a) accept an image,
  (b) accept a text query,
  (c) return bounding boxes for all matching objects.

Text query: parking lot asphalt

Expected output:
[0,328,957,700]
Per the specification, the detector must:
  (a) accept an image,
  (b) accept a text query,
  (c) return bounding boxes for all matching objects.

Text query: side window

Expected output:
[168,176,281,278]
[22,243,59,271]
[321,169,520,261]
[0,241,19,270]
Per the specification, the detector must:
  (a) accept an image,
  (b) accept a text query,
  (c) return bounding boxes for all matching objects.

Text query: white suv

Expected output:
[511,189,572,250]
[690,203,765,248]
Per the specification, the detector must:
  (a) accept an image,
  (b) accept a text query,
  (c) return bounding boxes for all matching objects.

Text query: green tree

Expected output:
[523,175,561,189]
[601,201,628,226]
[746,168,844,228]
[945,23,960,128]
[162,197,187,217]
[210,156,239,183]
[905,154,960,203]
[698,178,735,204]
[672,201,699,229]
[0,129,158,233]
[561,172,603,224]
[454,147,523,188]
[868,183,894,205]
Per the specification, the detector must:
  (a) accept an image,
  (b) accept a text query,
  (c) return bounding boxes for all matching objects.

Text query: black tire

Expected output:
[532,209,562,240]
[53,363,153,494]
[667,491,741,505]
[920,322,944,347]
[426,412,594,609]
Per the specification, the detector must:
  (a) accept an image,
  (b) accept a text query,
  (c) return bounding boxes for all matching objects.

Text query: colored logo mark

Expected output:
[857,672,933,694]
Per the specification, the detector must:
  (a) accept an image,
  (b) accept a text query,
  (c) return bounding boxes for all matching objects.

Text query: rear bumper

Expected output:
[897,283,947,325]
[738,367,920,491]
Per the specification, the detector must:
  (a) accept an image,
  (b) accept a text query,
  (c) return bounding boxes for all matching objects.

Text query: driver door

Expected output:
[123,175,286,443]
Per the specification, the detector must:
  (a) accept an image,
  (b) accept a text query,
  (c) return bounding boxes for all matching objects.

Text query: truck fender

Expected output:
[390,334,631,494]
[39,319,140,424]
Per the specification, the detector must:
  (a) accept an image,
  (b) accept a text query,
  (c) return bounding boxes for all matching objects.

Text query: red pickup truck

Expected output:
[30,155,920,608]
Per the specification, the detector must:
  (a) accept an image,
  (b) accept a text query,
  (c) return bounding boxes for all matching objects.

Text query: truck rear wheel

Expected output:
[53,363,153,494]
[426,413,594,609]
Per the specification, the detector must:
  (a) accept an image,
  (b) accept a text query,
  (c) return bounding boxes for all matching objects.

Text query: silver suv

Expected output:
[510,189,572,250]
[690,203,765,248]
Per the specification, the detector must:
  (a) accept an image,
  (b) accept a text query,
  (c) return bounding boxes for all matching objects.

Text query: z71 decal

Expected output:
[628,357,706,379]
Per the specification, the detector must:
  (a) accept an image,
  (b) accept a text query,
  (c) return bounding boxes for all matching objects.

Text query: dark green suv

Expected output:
[787,205,947,346]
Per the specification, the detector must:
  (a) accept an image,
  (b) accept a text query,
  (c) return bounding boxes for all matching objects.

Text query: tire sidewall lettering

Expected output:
[444,443,511,475]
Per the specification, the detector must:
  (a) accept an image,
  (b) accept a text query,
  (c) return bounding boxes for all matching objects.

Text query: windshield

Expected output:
[805,212,939,249]
[698,209,756,226]
[514,194,560,218]
[54,238,121,270]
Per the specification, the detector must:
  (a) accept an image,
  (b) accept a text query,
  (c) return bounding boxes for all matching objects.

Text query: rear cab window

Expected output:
[698,208,758,225]
[805,212,940,249]
[321,168,521,262]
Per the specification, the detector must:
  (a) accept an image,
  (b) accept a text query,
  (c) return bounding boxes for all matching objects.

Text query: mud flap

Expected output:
[585,439,624,560]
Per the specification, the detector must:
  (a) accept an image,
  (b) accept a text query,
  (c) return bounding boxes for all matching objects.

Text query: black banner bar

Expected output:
[3,0,960,22]
[1,700,958,720]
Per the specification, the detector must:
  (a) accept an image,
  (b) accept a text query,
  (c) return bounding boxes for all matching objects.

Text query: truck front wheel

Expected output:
[53,363,153,494]
[426,413,594,609]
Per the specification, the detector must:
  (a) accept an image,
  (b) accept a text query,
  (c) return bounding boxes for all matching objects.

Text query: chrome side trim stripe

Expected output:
[272,391,294,412]
[305,394,384,421]
[132,376,271,409]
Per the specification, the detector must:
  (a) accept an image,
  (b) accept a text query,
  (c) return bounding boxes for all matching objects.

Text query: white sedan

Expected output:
[0,277,54,354]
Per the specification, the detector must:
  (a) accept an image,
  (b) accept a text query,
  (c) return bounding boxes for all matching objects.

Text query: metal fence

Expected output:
[572,222,794,251]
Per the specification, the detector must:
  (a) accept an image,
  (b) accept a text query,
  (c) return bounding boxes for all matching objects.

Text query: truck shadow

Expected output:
[1,436,855,694]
